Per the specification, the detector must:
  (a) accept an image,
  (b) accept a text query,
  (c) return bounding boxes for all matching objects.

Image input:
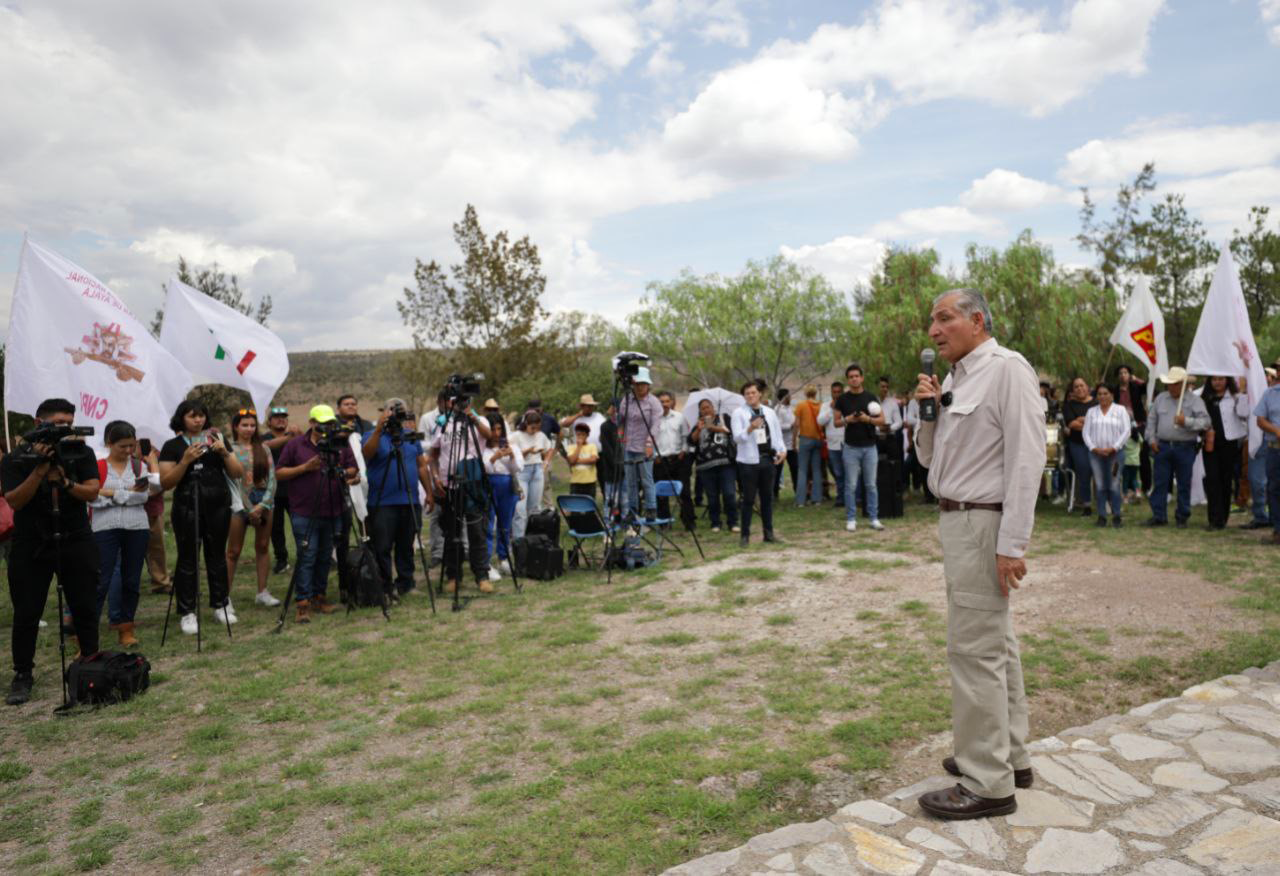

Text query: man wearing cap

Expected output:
[363,398,432,597]
[1253,362,1280,545]
[264,406,301,574]
[275,405,359,622]
[1144,368,1210,528]
[618,369,664,523]
[559,394,606,447]
[912,288,1044,820]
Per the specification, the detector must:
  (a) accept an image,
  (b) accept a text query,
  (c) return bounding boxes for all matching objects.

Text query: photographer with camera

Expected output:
[362,397,431,598]
[275,405,359,623]
[3,399,102,705]
[618,367,663,524]
[428,390,493,595]
[159,400,244,636]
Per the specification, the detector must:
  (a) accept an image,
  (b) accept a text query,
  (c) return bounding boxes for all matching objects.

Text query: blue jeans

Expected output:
[827,447,845,504]
[622,450,655,519]
[1268,446,1280,533]
[1149,441,1197,523]
[93,528,149,624]
[289,514,338,603]
[488,473,518,561]
[796,437,823,505]
[513,463,544,539]
[1067,441,1093,506]
[701,463,738,528]
[1249,450,1270,524]
[842,444,878,521]
[1089,452,1122,518]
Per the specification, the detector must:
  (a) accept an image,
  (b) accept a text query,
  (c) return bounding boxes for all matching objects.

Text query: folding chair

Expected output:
[556,494,614,571]
[653,480,705,560]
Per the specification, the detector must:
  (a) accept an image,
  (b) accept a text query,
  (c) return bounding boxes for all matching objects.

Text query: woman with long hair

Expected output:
[226,409,280,606]
[1083,384,1131,527]
[90,420,161,647]
[511,410,553,538]
[1061,376,1096,516]
[1202,375,1248,529]
[158,399,243,635]
[482,415,523,584]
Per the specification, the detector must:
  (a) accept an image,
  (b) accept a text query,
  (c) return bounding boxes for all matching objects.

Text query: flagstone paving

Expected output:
[663,661,1280,875]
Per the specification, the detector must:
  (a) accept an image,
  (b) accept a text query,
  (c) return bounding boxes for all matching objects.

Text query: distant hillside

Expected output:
[277,349,404,412]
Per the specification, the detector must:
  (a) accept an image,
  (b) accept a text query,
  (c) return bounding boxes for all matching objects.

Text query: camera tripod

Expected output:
[160,454,234,652]
[434,403,520,611]
[367,423,437,615]
[47,484,75,713]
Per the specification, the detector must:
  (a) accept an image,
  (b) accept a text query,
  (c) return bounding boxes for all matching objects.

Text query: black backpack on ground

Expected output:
[607,536,656,571]
[513,535,564,580]
[526,509,560,545]
[344,541,389,608]
[66,651,151,707]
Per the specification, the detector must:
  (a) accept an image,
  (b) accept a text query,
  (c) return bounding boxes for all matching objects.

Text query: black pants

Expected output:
[1139,441,1152,494]
[1203,439,1239,528]
[368,505,419,594]
[774,449,798,497]
[171,496,231,615]
[441,495,488,584]
[737,461,776,540]
[654,455,694,522]
[8,537,100,675]
[271,494,290,565]
[569,482,597,498]
[335,508,352,596]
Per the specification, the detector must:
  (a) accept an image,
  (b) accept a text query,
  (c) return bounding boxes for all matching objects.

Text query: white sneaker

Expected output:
[845,520,858,532]
[710,526,721,533]
[213,606,237,626]
[255,590,281,607]
[488,566,501,581]
[225,602,238,623]
[180,613,198,635]
[869,519,885,531]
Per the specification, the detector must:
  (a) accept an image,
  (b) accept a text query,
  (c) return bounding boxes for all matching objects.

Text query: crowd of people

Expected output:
[4,342,1280,706]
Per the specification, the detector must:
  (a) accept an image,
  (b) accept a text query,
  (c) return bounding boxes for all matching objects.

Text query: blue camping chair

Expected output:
[556,494,616,571]
[653,480,705,560]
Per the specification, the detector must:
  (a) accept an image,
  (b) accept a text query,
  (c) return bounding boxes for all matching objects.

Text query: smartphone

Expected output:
[139,438,151,457]
[134,476,150,488]
[499,437,509,449]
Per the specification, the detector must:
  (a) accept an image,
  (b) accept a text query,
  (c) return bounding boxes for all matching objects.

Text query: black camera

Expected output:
[384,403,425,443]
[314,420,356,455]
[443,372,483,401]
[613,351,649,382]
[13,423,96,467]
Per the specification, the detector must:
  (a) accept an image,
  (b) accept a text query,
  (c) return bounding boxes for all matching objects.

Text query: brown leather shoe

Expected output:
[478,579,495,594]
[295,600,311,624]
[942,756,1033,789]
[919,783,1016,820]
[117,622,139,648]
[312,595,337,615]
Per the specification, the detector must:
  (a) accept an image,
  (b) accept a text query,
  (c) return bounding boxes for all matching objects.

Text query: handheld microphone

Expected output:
[920,349,937,423]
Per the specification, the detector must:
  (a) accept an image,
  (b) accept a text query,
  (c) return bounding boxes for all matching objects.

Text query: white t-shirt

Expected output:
[511,430,551,464]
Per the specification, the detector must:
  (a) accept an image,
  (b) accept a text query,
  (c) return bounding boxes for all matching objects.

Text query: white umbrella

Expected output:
[683,387,746,427]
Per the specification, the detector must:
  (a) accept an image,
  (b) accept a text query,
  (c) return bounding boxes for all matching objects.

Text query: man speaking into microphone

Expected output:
[912,288,1045,820]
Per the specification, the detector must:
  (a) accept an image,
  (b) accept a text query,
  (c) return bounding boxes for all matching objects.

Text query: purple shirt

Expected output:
[618,393,663,453]
[276,433,357,518]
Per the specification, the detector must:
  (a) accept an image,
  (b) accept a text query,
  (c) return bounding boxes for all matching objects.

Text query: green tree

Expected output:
[151,257,272,336]
[852,248,953,388]
[1136,193,1218,364]
[399,205,547,391]
[1076,163,1156,293]
[1230,206,1280,327]
[627,256,853,393]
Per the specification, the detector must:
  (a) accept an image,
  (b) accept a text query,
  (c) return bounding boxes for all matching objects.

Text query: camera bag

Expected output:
[607,536,655,571]
[344,542,389,608]
[526,509,560,545]
[65,651,151,707]
[512,535,564,580]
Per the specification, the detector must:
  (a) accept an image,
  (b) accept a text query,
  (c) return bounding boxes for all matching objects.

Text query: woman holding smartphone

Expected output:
[225,409,280,607]
[158,400,243,635]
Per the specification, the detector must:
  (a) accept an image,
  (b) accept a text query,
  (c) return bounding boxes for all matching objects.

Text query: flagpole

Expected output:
[1097,344,1117,386]
[3,408,10,453]
[1175,373,1188,417]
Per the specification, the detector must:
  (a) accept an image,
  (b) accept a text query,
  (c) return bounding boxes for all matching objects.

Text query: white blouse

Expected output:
[1082,403,1132,453]
[482,445,524,477]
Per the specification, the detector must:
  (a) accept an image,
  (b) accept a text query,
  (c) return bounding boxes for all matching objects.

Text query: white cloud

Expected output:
[779,236,887,291]
[870,207,1003,240]
[1262,0,1280,45]
[1175,166,1280,228]
[645,41,684,78]
[960,169,1073,211]
[1060,122,1280,185]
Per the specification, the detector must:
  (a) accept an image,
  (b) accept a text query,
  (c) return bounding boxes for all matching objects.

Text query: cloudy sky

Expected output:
[2,0,1277,350]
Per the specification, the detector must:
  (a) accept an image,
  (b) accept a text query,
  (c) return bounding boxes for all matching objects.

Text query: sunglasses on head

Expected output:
[237,408,257,417]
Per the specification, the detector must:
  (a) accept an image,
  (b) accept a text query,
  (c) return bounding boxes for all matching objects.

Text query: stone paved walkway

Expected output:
[663,661,1280,876]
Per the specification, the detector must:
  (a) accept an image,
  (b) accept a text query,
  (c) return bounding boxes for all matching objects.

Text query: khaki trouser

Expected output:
[146,510,171,587]
[940,509,1029,798]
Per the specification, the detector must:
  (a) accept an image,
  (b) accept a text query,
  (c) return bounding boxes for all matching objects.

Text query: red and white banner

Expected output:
[159,277,289,420]
[1108,276,1168,404]
[5,238,194,447]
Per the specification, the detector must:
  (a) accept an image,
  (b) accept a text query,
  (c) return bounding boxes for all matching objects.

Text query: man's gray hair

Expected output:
[933,287,993,334]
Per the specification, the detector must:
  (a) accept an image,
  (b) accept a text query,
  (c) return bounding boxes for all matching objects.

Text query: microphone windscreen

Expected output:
[921,348,936,369]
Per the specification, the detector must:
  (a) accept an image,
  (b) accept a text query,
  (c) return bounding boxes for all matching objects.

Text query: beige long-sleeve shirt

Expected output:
[914,337,1046,558]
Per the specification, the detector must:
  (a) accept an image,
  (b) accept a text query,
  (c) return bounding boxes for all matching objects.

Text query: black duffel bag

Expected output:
[66,651,151,707]
[344,541,389,608]
[526,509,560,545]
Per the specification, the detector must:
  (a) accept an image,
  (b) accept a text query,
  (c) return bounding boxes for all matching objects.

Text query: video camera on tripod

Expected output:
[442,372,484,410]
[612,352,650,386]
[314,419,357,455]
[12,422,96,468]
[382,401,424,443]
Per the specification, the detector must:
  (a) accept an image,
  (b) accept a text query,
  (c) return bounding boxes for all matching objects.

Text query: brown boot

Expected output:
[117,622,139,648]
[295,600,311,624]
[150,581,173,595]
[312,595,337,615]
[478,578,494,594]
[445,580,457,594]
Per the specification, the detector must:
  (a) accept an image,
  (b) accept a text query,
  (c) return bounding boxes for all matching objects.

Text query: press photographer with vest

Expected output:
[159,400,244,636]
[3,398,102,706]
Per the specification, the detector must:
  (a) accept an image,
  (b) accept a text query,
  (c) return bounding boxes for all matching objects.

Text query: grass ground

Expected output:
[0,480,1277,874]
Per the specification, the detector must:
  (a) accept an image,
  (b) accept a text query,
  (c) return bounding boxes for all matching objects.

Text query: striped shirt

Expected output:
[1082,403,1132,453]
[90,460,159,532]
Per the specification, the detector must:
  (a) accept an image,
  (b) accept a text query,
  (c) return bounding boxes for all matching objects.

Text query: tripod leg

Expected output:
[56,581,69,708]
[688,523,705,559]
[160,574,177,647]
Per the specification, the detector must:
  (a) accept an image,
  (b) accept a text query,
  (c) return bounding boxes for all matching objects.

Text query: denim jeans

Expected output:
[1149,441,1197,523]
[842,444,878,521]
[622,450,655,519]
[1067,441,1094,506]
[93,528,149,624]
[1249,449,1270,524]
[827,447,845,504]
[701,463,738,528]
[796,437,823,505]
[1268,446,1280,534]
[488,473,518,561]
[513,463,545,539]
[1088,452,1123,518]
[289,513,338,603]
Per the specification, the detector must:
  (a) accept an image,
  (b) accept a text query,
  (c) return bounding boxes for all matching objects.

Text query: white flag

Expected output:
[1187,248,1267,455]
[1108,276,1168,404]
[159,277,289,419]
[4,238,194,448]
